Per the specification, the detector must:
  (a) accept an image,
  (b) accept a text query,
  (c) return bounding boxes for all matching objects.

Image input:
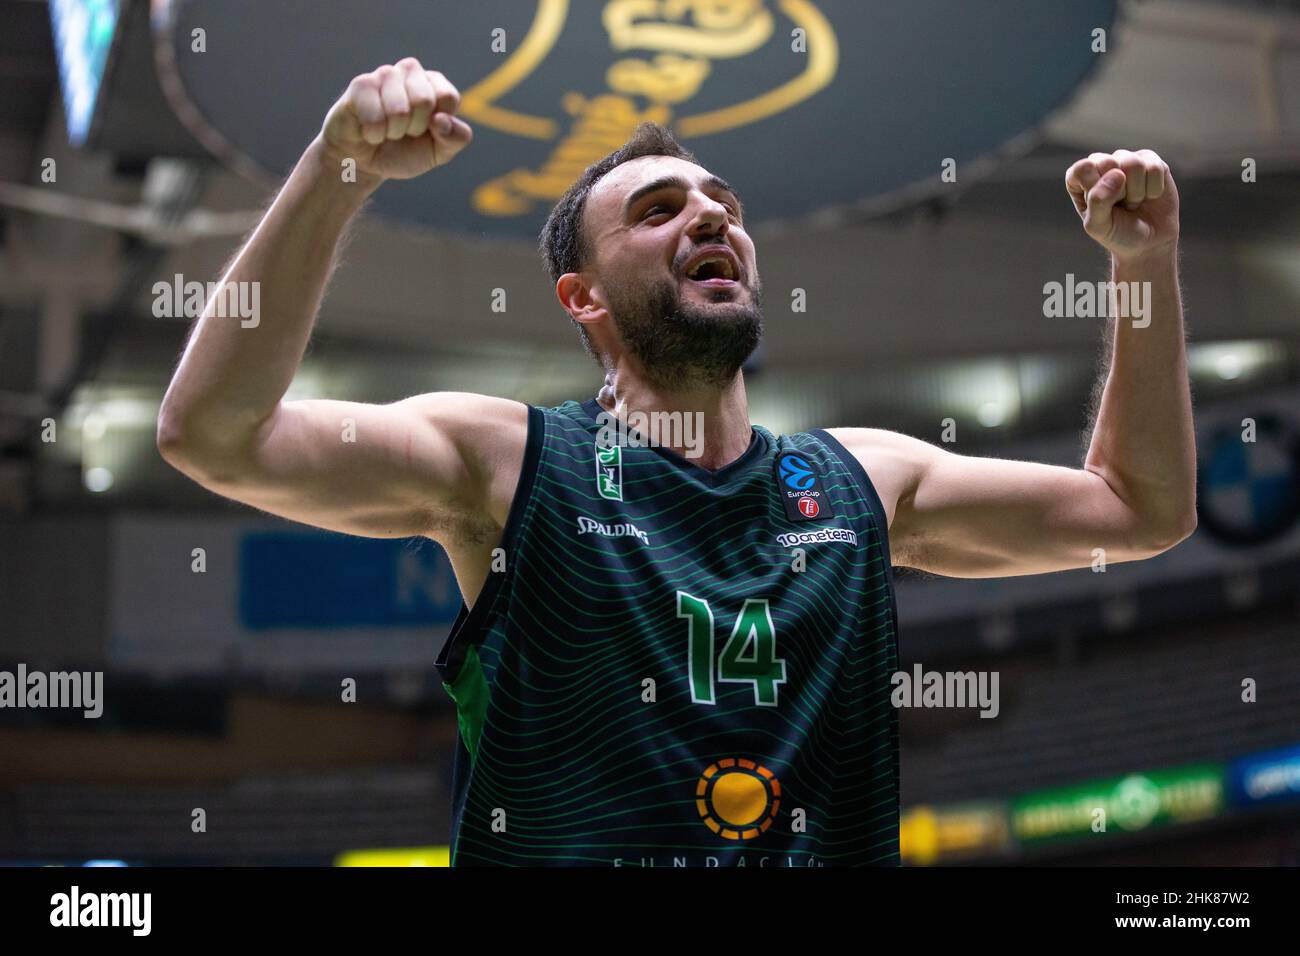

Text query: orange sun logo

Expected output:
[696,758,781,840]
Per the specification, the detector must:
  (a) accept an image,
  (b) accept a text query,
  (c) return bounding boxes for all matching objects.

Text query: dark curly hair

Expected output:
[538,122,697,366]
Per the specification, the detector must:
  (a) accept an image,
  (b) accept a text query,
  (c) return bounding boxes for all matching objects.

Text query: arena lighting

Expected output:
[1188,340,1285,384]
[83,466,114,493]
[977,402,1007,428]
[49,0,122,146]
[140,157,198,207]
[94,397,161,425]
[938,360,1022,431]
[66,394,161,437]
[1014,353,1078,409]
[1216,354,1242,380]
[746,387,835,438]
[81,411,107,441]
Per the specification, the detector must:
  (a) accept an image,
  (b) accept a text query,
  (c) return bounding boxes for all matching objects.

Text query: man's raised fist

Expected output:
[317,57,472,183]
[1065,149,1179,261]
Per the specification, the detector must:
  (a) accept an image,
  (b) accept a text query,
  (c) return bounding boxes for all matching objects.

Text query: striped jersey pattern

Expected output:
[434,398,901,866]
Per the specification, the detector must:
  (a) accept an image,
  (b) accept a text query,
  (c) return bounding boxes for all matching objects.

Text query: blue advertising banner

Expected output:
[1227,743,1300,809]
[239,532,463,629]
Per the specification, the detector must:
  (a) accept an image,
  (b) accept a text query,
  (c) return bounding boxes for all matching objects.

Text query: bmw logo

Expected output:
[1198,413,1300,546]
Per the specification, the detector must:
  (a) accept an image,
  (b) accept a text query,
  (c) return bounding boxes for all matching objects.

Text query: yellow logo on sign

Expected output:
[460,0,838,217]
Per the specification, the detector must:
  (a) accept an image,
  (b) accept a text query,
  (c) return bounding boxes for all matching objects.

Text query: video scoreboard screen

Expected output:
[49,0,122,145]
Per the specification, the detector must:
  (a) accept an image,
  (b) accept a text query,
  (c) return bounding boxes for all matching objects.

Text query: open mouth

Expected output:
[683,254,739,287]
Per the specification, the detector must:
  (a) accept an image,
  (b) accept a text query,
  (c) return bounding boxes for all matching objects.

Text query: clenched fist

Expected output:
[317,57,472,183]
[1065,149,1179,261]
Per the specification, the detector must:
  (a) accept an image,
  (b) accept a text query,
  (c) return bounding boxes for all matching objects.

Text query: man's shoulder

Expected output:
[820,426,938,470]
[814,426,939,529]
[400,391,532,463]
[402,391,536,427]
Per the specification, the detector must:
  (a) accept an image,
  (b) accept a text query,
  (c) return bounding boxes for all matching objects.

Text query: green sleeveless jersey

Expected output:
[434,399,901,866]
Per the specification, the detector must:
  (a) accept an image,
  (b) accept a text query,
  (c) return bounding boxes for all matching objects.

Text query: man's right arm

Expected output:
[156,58,508,541]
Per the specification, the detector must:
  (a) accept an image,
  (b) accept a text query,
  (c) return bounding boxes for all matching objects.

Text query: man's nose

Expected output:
[687,195,730,237]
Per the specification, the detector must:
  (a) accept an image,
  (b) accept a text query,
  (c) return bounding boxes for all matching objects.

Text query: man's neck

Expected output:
[594,368,753,470]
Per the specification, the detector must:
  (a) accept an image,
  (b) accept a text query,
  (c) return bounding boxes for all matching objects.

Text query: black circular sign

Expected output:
[153,0,1116,237]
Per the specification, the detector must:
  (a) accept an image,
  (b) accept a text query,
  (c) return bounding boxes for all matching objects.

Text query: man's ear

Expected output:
[557,273,606,323]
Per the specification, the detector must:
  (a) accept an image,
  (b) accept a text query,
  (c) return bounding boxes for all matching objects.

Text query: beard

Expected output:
[603,268,763,390]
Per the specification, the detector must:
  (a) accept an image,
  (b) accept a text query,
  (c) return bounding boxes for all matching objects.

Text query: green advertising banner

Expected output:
[1011,766,1226,844]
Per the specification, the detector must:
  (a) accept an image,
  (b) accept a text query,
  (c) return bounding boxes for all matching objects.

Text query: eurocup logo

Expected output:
[776,452,832,522]
[779,455,815,491]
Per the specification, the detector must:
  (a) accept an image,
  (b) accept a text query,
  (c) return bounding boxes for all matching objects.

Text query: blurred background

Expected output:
[1,0,1298,866]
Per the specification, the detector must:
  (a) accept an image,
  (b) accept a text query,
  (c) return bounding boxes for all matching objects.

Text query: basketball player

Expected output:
[157,59,1196,866]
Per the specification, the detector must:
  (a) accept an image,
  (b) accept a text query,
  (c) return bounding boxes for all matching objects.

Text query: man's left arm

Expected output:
[830,149,1197,577]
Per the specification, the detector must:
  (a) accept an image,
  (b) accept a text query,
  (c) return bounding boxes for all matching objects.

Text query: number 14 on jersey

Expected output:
[676,591,788,706]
